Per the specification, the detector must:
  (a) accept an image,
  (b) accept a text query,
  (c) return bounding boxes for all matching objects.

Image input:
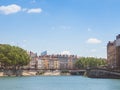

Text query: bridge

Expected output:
[86,68,120,78]
[68,70,86,75]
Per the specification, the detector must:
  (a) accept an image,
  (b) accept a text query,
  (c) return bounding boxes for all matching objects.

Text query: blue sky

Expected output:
[0,0,120,58]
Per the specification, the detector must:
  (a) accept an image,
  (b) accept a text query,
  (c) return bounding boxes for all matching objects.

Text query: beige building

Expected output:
[39,54,77,70]
[39,55,59,70]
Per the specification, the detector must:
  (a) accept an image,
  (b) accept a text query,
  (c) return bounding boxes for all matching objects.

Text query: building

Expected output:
[39,54,77,70]
[116,34,120,67]
[39,55,49,69]
[41,51,47,56]
[107,34,120,68]
[107,41,116,67]
[26,51,78,70]
[68,55,77,69]
[28,51,38,69]
[39,55,58,70]
[37,56,43,69]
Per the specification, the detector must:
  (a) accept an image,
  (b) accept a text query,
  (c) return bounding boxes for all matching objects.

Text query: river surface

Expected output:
[0,76,120,90]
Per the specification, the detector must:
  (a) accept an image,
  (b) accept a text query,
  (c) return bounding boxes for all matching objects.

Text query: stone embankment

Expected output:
[85,68,120,79]
[22,71,36,76]
[43,71,61,76]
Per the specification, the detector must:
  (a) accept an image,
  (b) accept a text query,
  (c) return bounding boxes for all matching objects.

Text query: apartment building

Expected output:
[27,50,78,70]
[116,34,120,67]
[28,51,38,69]
[39,54,77,70]
[107,34,120,68]
[107,41,116,67]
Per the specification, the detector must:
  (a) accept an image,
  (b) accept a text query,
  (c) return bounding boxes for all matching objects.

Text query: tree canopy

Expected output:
[0,44,30,69]
[75,57,106,69]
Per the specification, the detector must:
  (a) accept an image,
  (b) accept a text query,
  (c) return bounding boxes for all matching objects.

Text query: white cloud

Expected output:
[0,4,42,15]
[61,51,71,55]
[86,38,102,44]
[0,4,21,15]
[27,8,42,13]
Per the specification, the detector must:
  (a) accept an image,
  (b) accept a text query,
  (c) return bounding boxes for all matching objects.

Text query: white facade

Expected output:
[37,58,43,69]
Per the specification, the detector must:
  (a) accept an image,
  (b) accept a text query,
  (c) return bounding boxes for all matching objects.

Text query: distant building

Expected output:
[26,51,78,70]
[41,51,47,56]
[39,55,58,70]
[107,34,120,68]
[39,54,77,70]
[37,57,43,69]
[28,51,38,69]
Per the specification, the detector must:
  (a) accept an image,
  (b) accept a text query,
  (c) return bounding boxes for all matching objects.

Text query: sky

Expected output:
[0,0,120,58]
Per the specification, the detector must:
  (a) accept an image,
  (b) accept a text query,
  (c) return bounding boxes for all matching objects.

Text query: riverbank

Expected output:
[1,69,120,79]
[0,70,70,76]
[43,71,61,76]
[22,71,37,76]
[0,72,3,76]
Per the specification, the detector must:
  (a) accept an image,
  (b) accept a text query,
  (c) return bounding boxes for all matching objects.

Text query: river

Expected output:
[0,76,120,90]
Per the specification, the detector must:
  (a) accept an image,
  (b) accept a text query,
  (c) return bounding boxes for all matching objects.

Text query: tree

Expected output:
[0,44,30,75]
[75,57,106,69]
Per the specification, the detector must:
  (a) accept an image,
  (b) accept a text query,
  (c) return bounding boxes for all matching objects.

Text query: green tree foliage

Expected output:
[75,57,106,69]
[0,44,30,70]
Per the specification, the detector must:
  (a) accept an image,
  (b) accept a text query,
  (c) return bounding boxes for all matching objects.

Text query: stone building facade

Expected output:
[107,34,120,68]
[107,41,116,67]
[116,35,120,67]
